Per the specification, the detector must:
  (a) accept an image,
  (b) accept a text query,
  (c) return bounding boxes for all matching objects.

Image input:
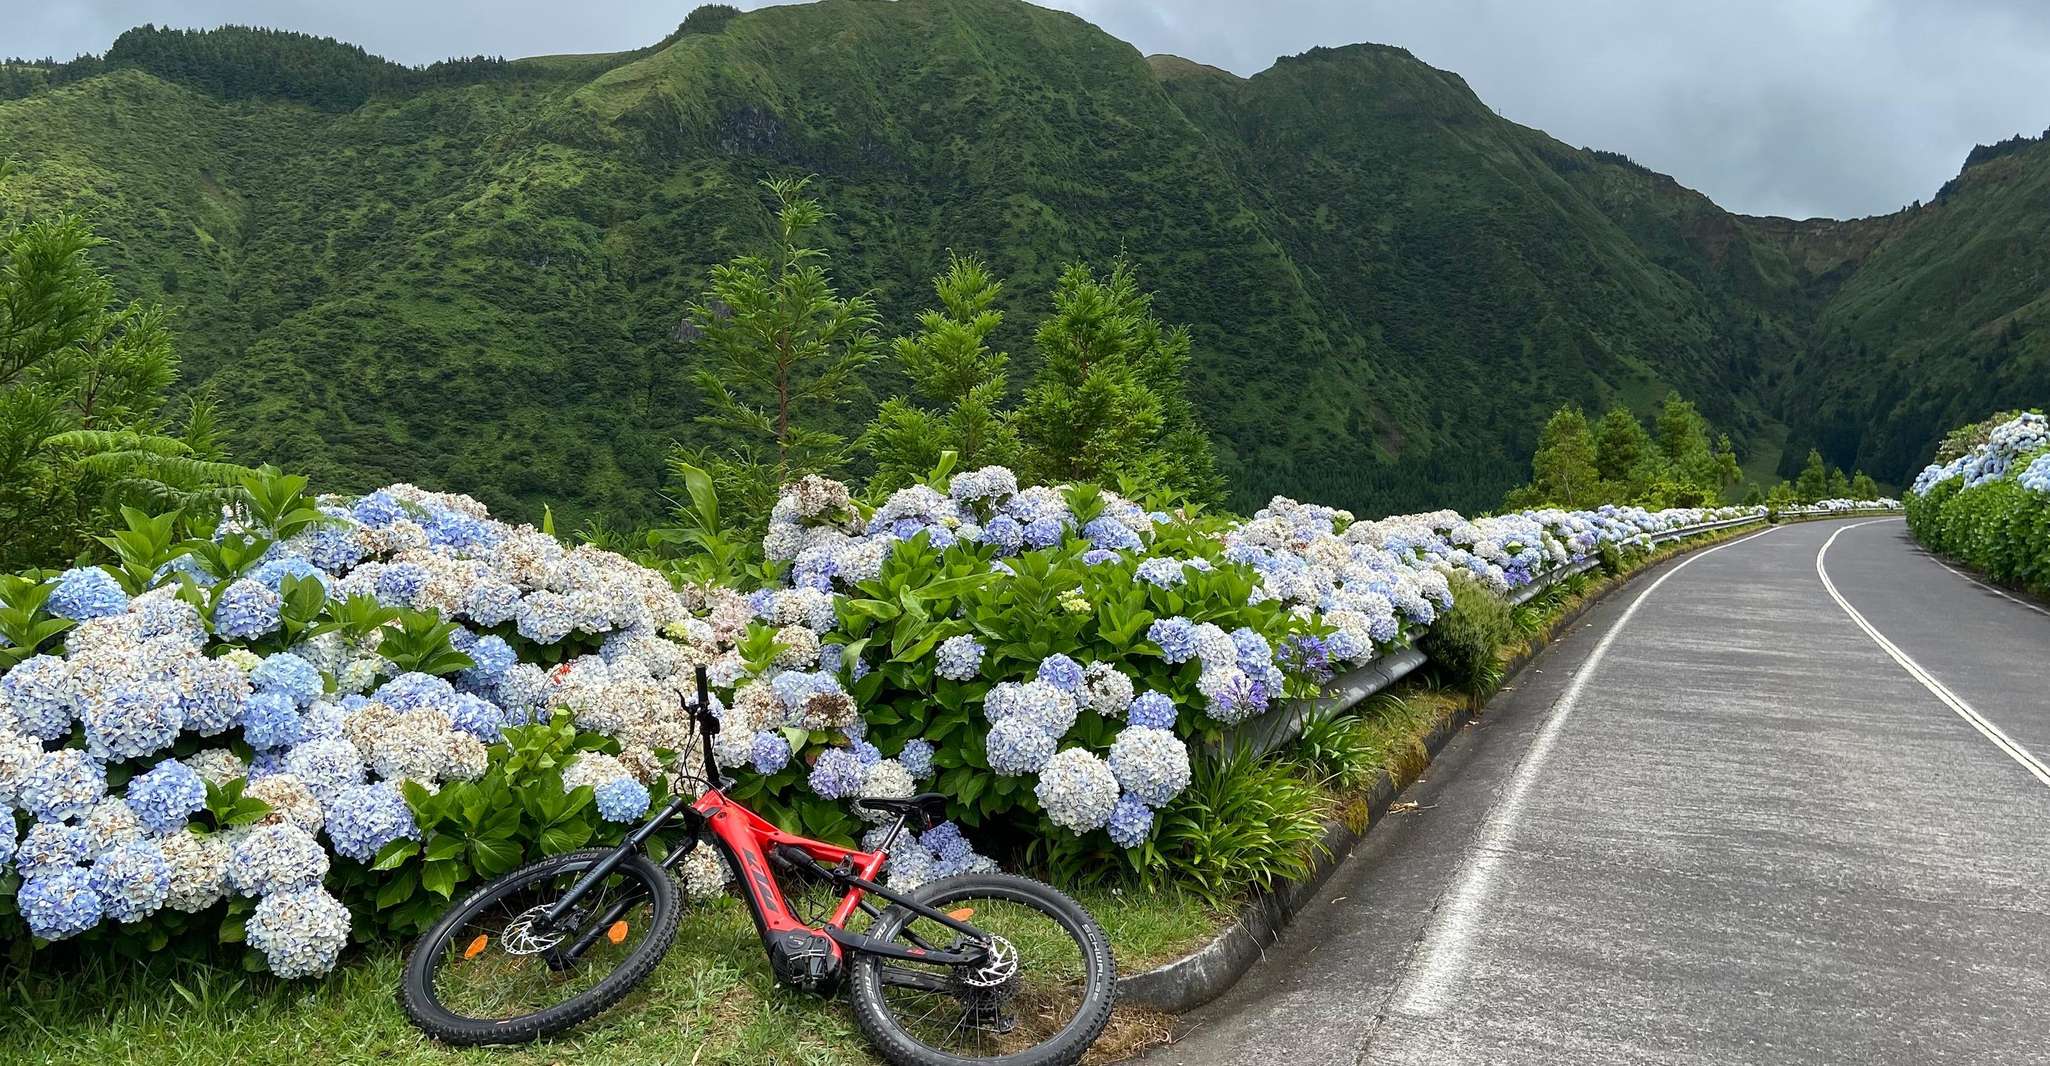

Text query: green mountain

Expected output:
[2,1,2044,525]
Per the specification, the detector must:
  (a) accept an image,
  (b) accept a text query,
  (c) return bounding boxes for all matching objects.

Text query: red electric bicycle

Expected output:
[398,667,1117,1066]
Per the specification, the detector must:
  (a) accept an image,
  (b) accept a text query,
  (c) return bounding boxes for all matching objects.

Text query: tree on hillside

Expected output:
[1014,260,1222,504]
[1505,405,1601,509]
[1592,405,1660,496]
[672,177,881,525]
[1,190,248,568]
[1792,449,1832,502]
[858,254,1021,493]
[1850,471,1880,499]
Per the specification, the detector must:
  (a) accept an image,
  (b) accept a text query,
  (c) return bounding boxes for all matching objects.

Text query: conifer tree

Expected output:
[858,254,1020,492]
[674,177,880,523]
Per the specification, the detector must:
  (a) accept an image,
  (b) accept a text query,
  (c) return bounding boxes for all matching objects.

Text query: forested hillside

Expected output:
[2,0,2044,525]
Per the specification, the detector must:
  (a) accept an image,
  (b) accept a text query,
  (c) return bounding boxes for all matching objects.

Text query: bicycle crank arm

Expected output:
[825,926,982,966]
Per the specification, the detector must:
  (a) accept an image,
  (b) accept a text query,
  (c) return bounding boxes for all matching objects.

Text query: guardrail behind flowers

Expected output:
[1227,501,1903,755]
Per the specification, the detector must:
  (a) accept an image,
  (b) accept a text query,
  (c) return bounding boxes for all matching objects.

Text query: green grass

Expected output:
[0,886,1216,1066]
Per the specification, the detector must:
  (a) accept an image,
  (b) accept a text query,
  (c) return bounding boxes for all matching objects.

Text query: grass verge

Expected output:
[0,883,1218,1066]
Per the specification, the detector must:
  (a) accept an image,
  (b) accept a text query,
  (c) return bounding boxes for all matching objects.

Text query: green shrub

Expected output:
[1145,746,1327,906]
[1906,458,2050,595]
[1291,712,1382,793]
[1418,571,1516,692]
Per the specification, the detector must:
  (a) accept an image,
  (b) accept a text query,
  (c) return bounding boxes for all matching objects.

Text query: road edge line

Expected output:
[1387,523,1782,1019]
[1816,521,2050,787]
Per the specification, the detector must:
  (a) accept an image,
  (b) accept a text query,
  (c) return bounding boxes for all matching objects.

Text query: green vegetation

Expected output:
[0,884,1211,1066]
[7,0,2041,530]
[1418,572,1517,694]
[0,194,248,569]
[1507,392,1742,508]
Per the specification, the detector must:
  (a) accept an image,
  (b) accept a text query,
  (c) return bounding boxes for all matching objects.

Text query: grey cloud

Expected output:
[12,0,2050,218]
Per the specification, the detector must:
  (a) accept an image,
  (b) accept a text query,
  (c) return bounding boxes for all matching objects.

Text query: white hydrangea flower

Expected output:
[1033,749,1120,834]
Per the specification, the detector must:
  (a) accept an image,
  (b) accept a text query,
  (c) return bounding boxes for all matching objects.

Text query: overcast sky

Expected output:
[14,1,2050,219]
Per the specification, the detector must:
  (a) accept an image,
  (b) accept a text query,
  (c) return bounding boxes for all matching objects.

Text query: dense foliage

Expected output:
[0,196,249,569]
[1906,412,2050,596]
[6,0,2040,527]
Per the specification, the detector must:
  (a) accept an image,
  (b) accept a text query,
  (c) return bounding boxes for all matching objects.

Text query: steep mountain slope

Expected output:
[1,0,2042,525]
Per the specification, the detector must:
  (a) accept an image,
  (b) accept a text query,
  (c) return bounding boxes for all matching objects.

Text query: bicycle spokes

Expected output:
[431,864,661,1022]
[873,895,1091,1057]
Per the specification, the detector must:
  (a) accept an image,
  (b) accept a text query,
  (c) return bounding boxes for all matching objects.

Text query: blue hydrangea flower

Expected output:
[1080,548,1120,566]
[226,823,329,896]
[1135,558,1186,587]
[1127,691,1178,730]
[808,748,866,800]
[299,522,365,572]
[594,777,652,823]
[897,739,934,779]
[374,563,427,607]
[0,821,12,869]
[125,759,208,835]
[515,591,576,645]
[982,515,1025,554]
[446,693,506,742]
[212,579,282,641]
[935,636,985,682]
[984,681,1079,737]
[920,821,972,863]
[1022,517,1066,549]
[749,730,792,774]
[246,884,352,978]
[351,490,406,526]
[1147,617,1198,663]
[16,821,90,877]
[1035,654,1086,694]
[250,556,330,595]
[176,658,252,735]
[21,749,105,822]
[459,635,516,688]
[465,580,522,627]
[1106,793,1154,849]
[47,567,128,621]
[19,866,103,940]
[324,781,418,862]
[283,737,366,803]
[374,672,454,713]
[88,839,171,923]
[247,748,288,780]
[985,716,1057,776]
[1082,517,1143,551]
[239,691,305,750]
[251,653,325,707]
[1231,627,1274,672]
[2,655,76,741]
[82,689,183,762]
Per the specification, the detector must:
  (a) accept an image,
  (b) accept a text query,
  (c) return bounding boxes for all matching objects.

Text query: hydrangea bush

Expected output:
[0,474,735,975]
[1908,412,2050,594]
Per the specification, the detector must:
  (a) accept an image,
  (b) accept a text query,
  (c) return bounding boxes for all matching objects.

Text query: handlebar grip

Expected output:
[694,664,717,735]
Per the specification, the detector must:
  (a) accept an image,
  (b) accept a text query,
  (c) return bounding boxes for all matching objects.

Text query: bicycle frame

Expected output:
[536,666,990,982]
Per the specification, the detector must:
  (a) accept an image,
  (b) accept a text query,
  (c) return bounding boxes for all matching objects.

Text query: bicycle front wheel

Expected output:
[399,847,680,1045]
[849,872,1117,1066]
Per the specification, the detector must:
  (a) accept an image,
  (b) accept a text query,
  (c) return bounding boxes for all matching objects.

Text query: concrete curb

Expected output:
[1112,516,1798,1012]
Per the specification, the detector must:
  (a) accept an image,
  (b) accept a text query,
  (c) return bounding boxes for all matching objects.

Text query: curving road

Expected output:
[1138,517,2050,1066]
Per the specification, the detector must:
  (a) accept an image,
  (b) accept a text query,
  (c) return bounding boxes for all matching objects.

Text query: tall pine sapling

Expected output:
[672,176,880,525]
[1014,260,1222,504]
[859,254,1021,492]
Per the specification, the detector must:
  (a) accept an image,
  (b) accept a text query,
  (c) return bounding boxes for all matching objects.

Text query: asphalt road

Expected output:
[1137,517,2050,1066]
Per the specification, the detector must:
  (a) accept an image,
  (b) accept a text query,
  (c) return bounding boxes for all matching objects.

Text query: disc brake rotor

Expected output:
[499,904,567,956]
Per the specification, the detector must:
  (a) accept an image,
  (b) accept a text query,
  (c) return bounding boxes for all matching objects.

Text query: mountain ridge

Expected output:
[2,0,2044,524]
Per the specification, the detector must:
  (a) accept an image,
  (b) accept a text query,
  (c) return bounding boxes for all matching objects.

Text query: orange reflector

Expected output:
[947,907,975,921]
[607,921,630,944]
[463,935,489,959]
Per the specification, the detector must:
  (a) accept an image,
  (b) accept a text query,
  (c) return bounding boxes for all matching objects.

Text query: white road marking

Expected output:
[1922,548,2050,619]
[1817,520,2050,788]
[1389,525,1782,1018]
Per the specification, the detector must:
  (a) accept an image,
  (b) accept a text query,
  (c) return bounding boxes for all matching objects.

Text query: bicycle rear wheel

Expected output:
[399,847,680,1045]
[849,873,1116,1066]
